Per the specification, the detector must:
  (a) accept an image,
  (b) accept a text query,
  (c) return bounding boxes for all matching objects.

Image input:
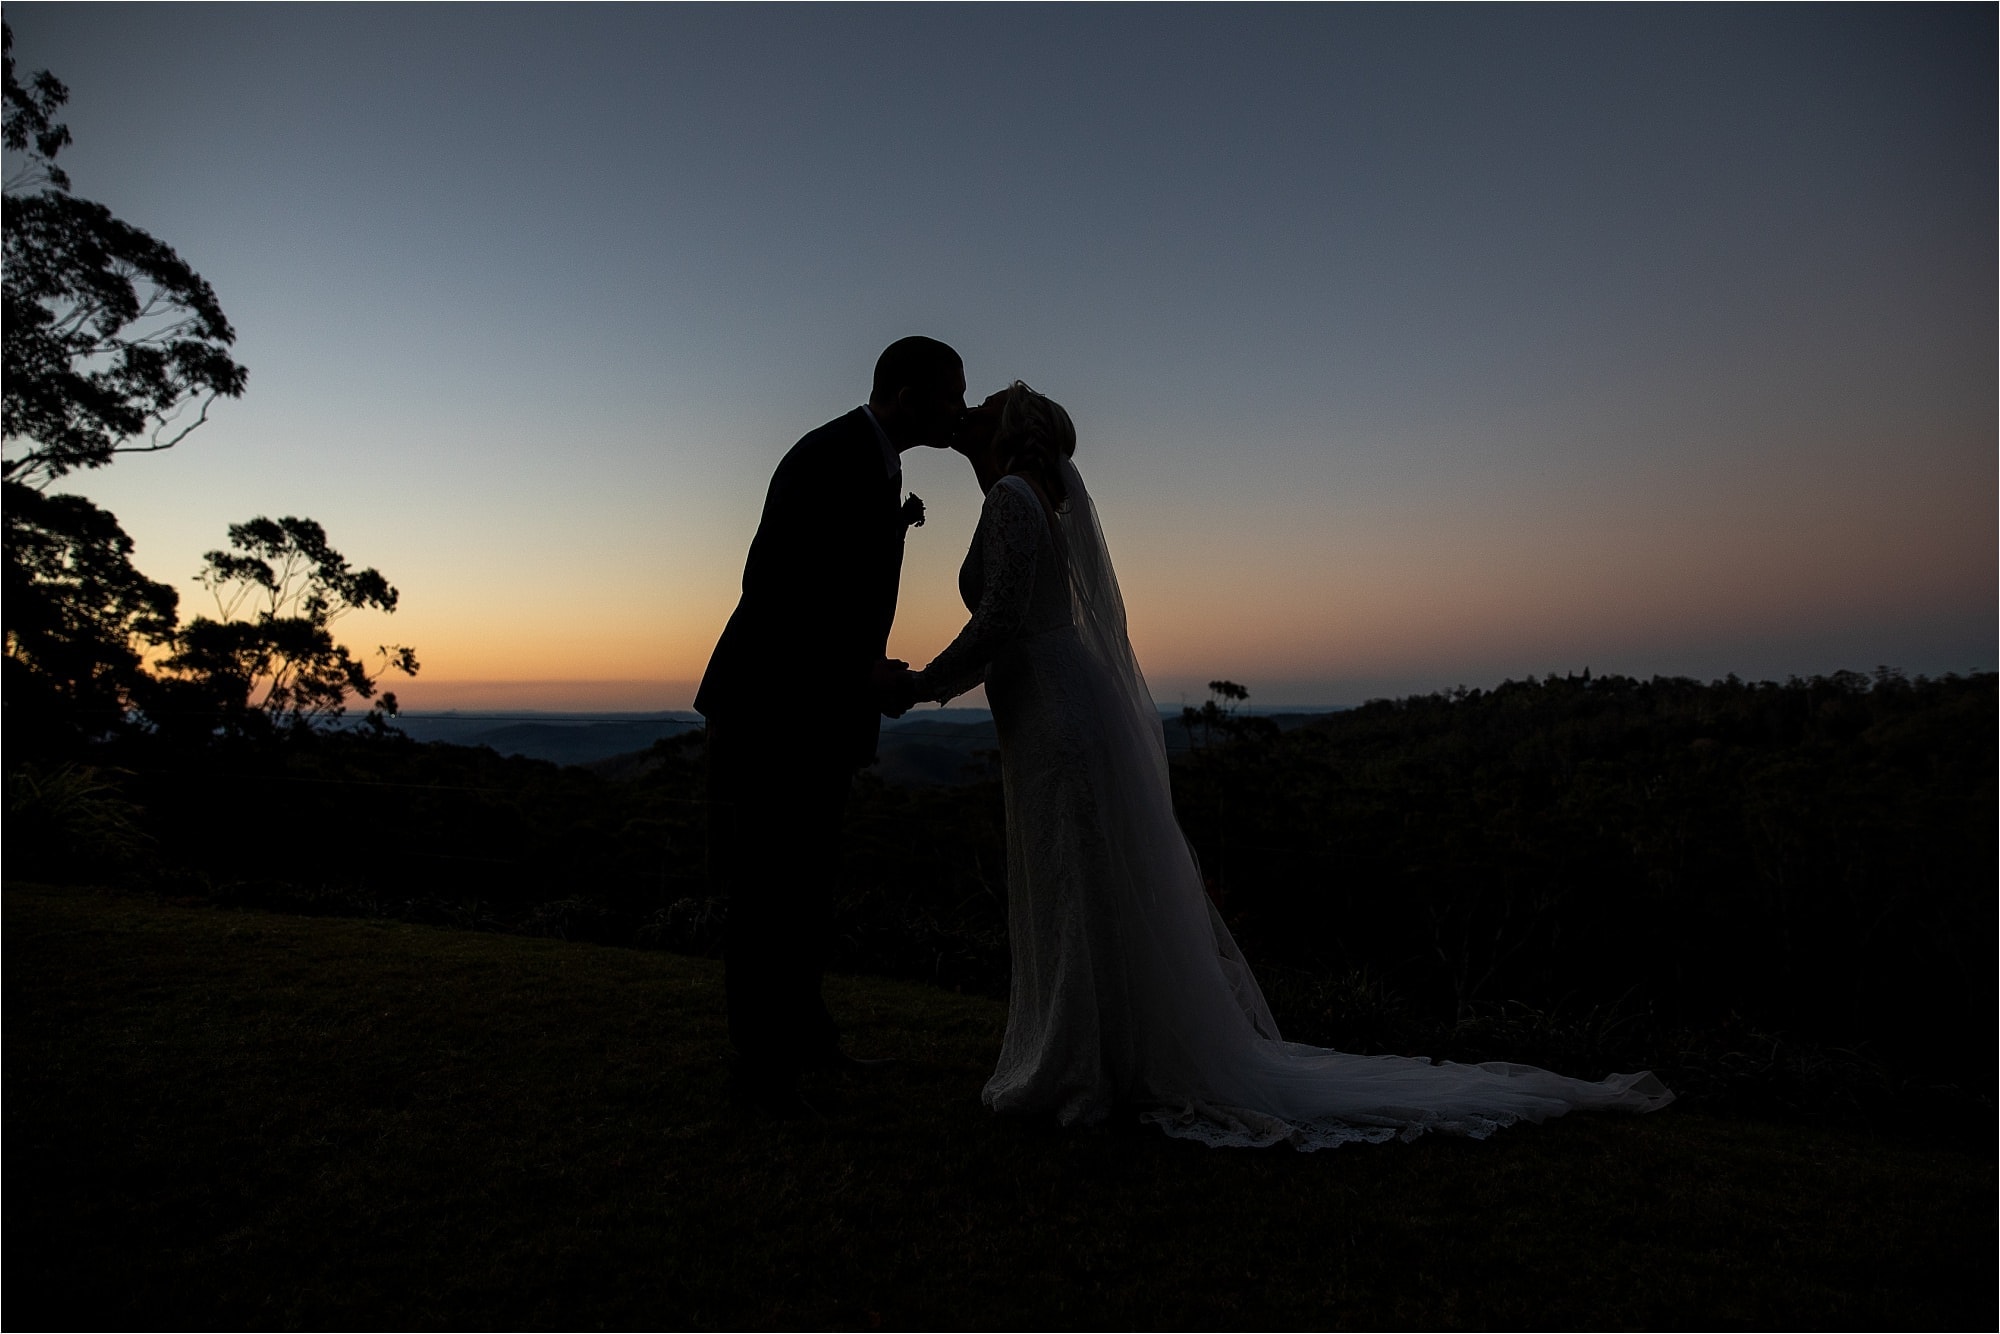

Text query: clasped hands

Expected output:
[871,657,921,719]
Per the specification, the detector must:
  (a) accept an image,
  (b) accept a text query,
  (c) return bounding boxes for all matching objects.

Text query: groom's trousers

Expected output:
[706,720,850,1072]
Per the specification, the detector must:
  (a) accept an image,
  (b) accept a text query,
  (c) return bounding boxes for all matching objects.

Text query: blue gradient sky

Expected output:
[8,5,1993,709]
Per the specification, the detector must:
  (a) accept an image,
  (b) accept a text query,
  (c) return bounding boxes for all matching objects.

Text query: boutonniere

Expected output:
[901,493,926,529]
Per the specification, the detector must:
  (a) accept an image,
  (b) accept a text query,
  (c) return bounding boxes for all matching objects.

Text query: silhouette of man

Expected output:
[695,336,965,1103]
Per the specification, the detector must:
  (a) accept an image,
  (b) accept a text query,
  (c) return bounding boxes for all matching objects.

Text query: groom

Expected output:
[695,335,966,1102]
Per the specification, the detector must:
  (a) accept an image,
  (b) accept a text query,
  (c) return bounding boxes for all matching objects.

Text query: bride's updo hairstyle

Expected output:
[994,381,1077,509]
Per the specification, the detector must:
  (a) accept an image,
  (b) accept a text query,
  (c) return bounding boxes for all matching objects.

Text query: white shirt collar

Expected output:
[859,404,901,480]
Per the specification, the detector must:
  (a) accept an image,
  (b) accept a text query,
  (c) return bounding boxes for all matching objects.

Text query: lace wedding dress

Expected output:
[912,463,1673,1149]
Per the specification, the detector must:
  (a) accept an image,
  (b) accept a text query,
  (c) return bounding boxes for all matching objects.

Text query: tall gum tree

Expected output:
[2,23,248,747]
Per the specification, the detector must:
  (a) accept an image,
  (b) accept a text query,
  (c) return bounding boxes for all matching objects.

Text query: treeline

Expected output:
[1170,669,1996,1125]
[11,667,1992,1139]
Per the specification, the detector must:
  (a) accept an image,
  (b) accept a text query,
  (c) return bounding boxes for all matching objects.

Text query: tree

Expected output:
[2,25,247,750]
[160,516,418,732]
[1180,679,1278,750]
[2,484,178,750]
[3,30,419,751]
[2,23,70,192]
[3,24,248,489]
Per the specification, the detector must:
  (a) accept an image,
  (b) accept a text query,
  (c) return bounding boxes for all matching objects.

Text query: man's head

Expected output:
[868,336,966,450]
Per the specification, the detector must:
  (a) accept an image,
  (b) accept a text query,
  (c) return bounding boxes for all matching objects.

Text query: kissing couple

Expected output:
[695,336,1671,1148]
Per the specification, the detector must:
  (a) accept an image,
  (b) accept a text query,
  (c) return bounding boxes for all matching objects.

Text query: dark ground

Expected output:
[7,882,1992,1330]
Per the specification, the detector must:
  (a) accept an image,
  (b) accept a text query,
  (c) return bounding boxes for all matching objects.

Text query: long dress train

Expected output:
[913,465,1672,1149]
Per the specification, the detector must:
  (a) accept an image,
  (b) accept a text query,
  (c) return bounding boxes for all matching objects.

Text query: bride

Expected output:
[899,382,1672,1149]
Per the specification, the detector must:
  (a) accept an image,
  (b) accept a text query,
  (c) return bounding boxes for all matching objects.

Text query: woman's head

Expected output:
[956,381,1075,505]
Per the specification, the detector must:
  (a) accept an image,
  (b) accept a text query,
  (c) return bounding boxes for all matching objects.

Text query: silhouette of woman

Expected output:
[905,383,1672,1146]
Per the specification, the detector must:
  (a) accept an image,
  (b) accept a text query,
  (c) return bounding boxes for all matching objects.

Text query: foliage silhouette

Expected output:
[1,32,414,755]
[160,515,419,733]
[1,26,246,756]
[2,25,70,192]
[1180,678,1279,751]
[2,481,178,751]
[2,25,247,489]
[3,760,151,879]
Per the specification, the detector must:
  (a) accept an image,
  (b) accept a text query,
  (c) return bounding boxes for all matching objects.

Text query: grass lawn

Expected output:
[5,881,1992,1330]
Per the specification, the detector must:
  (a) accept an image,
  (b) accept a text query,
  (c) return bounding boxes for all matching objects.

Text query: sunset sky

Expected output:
[8,5,1993,711]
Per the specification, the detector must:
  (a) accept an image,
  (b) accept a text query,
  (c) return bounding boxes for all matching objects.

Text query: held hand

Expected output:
[871,657,920,719]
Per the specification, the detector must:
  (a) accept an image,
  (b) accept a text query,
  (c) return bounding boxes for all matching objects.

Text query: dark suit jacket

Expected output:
[695,409,908,769]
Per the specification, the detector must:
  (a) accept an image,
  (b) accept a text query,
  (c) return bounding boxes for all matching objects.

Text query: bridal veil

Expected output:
[1006,456,1674,1148]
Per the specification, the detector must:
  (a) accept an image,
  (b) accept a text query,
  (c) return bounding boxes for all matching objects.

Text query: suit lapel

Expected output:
[847,408,902,522]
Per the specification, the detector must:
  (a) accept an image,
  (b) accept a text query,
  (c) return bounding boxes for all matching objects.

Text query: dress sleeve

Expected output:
[914,479,1047,705]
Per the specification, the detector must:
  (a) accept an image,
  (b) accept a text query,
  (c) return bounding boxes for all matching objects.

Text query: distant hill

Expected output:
[392,712,702,765]
[394,705,1347,781]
